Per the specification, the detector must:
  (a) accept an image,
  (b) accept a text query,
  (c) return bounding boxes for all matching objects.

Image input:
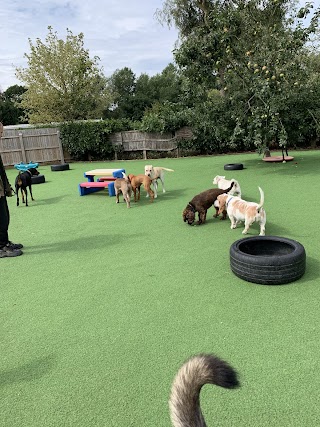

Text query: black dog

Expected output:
[15,168,40,206]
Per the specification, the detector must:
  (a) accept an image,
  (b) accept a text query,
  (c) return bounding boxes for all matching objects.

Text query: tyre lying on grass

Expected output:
[224,163,244,171]
[51,163,70,171]
[31,174,45,184]
[230,236,306,285]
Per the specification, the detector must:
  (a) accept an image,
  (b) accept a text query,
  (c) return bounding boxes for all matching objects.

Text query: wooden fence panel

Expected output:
[0,128,64,166]
[1,126,193,164]
[109,130,179,159]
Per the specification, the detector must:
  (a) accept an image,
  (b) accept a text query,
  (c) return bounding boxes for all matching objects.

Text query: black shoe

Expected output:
[7,241,24,250]
[0,245,23,258]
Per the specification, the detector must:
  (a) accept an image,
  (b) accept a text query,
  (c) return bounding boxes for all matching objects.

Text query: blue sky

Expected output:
[0,1,318,92]
[0,0,179,91]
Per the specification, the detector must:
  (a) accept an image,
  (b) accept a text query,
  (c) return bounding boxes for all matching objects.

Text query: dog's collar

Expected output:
[226,197,233,207]
[187,203,195,211]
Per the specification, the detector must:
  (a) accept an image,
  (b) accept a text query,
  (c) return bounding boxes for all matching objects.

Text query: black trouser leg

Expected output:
[0,196,9,248]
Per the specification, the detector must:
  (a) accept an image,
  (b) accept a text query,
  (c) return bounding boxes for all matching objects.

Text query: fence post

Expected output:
[143,134,147,160]
[19,133,27,163]
[56,130,65,164]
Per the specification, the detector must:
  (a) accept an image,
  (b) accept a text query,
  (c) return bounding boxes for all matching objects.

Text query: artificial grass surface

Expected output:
[1,150,320,426]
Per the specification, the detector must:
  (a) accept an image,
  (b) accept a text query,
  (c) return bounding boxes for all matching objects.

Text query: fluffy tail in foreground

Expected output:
[169,354,239,427]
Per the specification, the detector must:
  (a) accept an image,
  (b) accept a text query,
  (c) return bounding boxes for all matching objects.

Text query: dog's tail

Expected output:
[169,354,239,427]
[223,181,234,193]
[161,168,174,172]
[122,172,130,182]
[257,186,264,211]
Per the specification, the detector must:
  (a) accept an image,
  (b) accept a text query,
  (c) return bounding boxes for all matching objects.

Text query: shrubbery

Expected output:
[59,119,134,160]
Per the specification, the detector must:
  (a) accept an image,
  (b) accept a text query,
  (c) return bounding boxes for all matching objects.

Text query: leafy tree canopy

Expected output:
[157,0,320,151]
[0,85,27,125]
[15,26,111,123]
[106,63,183,121]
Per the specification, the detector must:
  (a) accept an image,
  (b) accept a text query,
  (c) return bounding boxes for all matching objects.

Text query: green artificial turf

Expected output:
[1,150,320,426]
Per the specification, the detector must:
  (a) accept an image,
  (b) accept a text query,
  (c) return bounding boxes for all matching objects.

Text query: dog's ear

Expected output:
[183,208,195,224]
[182,209,188,222]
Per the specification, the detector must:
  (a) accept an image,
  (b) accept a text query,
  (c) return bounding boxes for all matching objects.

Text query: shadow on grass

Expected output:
[25,233,146,254]
[154,188,187,200]
[0,355,56,387]
[296,256,320,284]
[265,221,291,236]
[34,196,66,205]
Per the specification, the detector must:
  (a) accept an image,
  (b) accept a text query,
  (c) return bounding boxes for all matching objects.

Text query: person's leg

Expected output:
[0,196,23,256]
[0,196,9,247]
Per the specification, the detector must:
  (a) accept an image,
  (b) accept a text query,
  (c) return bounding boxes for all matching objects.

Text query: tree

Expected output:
[148,63,183,103]
[158,0,320,152]
[106,64,184,121]
[15,26,111,123]
[0,85,27,125]
[105,67,139,119]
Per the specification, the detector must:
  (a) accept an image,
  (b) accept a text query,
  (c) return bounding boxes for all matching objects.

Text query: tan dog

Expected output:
[128,174,154,202]
[217,187,266,235]
[144,165,174,198]
[114,172,132,208]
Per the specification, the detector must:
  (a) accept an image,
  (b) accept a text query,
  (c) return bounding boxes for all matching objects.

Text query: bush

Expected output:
[59,119,134,160]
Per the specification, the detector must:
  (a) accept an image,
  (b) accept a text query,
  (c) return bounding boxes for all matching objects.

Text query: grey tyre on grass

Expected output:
[230,236,306,285]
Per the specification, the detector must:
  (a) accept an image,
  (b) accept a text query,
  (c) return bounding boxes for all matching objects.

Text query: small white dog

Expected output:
[144,165,174,198]
[213,175,241,198]
[217,187,266,235]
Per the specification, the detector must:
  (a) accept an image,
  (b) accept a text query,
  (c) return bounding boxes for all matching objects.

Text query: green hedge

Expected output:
[59,119,134,160]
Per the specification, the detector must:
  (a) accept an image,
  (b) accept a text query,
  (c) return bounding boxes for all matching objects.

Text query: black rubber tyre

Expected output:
[224,163,244,171]
[230,236,306,285]
[51,163,70,171]
[31,174,45,184]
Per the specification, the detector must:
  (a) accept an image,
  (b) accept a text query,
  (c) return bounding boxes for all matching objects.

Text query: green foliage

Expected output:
[0,85,27,125]
[106,64,184,121]
[59,119,134,160]
[139,101,190,133]
[15,27,111,123]
[159,0,320,152]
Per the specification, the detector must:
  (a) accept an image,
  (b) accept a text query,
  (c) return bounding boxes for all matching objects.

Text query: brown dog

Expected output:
[114,173,132,208]
[127,174,154,202]
[183,182,234,225]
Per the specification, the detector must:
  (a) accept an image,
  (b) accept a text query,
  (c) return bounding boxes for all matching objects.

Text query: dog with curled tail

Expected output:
[169,354,239,427]
[217,186,266,236]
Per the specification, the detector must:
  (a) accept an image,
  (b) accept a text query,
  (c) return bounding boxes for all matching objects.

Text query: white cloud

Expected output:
[0,0,178,91]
